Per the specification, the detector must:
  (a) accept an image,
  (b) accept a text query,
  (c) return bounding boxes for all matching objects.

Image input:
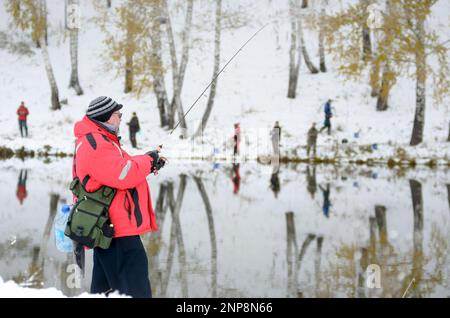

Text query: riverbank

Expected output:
[2,144,449,169]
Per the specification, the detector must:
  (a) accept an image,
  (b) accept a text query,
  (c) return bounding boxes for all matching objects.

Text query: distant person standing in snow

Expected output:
[126,112,140,148]
[319,99,333,135]
[233,123,241,157]
[270,121,281,156]
[307,123,318,157]
[17,101,29,138]
[16,169,28,205]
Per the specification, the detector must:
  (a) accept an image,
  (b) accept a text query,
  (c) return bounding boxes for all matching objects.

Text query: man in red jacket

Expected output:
[73,96,166,298]
[17,101,29,138]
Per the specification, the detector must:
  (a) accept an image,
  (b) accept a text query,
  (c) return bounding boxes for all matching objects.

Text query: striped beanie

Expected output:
[86,96,123,122]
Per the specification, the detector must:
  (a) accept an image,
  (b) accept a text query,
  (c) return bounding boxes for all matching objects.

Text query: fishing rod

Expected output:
[169,22,269,136]
[154,23,269,160]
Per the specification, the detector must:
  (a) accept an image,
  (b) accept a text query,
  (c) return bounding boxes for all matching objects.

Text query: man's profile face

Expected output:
[106,111,122,130]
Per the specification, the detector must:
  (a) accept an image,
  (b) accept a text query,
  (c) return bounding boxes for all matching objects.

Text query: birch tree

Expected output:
[297,4,319,74]
[376,0,395,111]
[6,0,61,110]
[324,0,448,127]
[361,0,372,61]
[287,0,301,98]
[318,0,327,72]
[162,0,193,137]
[149,1,169,127]
[67,0,83,95]
[194,0,222,137]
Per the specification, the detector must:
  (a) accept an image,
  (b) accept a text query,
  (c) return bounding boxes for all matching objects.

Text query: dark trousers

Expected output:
[130,130,137,148]
[307,140,317,157]
[320,123,331,135]
[19,120,28,137]
[91,235,152,298]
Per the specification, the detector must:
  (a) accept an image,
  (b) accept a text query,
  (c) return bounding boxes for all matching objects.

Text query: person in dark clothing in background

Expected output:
[233,123,241,157]
[307,123,318,157]
[126,112,140,148]
[320,99,333,135]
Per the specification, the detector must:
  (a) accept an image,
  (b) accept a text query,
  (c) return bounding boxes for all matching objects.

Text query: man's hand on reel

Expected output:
[146,150,167,175]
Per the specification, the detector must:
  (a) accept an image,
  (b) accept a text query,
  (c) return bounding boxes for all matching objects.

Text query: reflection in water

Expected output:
[230,163,240,195]
[270,167,280,199]
[16,169,28,205]
[306,165,317,199]
[0,160,449,297]
[319,183,331,218]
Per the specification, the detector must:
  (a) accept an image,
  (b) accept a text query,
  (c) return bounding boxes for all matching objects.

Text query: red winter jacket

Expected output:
[72,116,158,238]
[17,105,29,121]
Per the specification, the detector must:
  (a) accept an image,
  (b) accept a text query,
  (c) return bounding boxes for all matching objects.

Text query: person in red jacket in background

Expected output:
[16,169,28,205]
[233,123,241,157]
[17,101,29,138]
[73,96,166,298]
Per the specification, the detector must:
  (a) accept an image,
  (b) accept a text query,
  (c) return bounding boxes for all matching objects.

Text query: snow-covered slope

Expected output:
[0,0,449,163]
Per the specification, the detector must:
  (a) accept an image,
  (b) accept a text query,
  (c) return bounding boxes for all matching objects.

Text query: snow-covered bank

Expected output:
[0,277,127,298]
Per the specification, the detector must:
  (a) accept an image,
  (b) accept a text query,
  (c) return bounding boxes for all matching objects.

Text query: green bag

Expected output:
[65,178,117,249]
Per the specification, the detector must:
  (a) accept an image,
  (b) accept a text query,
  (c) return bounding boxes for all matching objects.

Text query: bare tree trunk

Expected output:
[318,0,327,72]
[376,0,394,111]
[107,0,111,8]
[298,8,319,74]
[410,180,423,250]
[171,0,193,138]
[409,179,423,297]
[161,177,187,297]
[370,52,381,97]
[447,122,450,142]
[301,0,308,8]
[162,1,178,129]
[39,193,59,263]
[162,0,189,137]
[375,205,388,245]
[376,65,393,111]
[362,0,372,61]
[314,236,323,297]
[287,0,301,98]
[410,16,426,146]
[173,175,188,297]
[194,0,222,137]
[285,212,298,297]
[40,38,61,110]
[150,2,169,127]
[68,0,83,95]
[194,177,218,297]
[40,0,48,45]
[447,184,450,211]
[124,11,133,94]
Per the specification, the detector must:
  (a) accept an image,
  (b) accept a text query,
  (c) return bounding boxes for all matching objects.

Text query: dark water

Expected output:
[0,158,449,297]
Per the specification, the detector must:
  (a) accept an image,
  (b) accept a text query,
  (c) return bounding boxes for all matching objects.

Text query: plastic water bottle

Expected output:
[54,204,73,252]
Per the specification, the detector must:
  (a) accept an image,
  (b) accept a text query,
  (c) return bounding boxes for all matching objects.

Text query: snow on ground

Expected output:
[0,0,449,163]
[0,276,128,298]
